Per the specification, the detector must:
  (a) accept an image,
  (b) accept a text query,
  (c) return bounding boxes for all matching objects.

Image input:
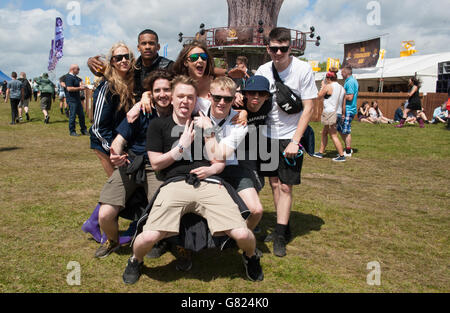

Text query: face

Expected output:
[209,85,234,119]
[341,69,349,79]
[236,61,246,70]
[244,91,269,113]
[111,46,131,74]
[72,66,80,75]
[152,78,172,108]
[172,83,197,120]
[184,47,208,80]
[137,33,160,61]
[267,40,291,66]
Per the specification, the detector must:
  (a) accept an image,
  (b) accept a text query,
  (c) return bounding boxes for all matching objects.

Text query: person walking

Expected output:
[4,72,24,125]
[34,73,56,124]
[18,72,32,121]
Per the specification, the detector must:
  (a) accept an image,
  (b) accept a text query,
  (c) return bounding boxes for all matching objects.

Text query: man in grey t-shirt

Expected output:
[5,72,24,125]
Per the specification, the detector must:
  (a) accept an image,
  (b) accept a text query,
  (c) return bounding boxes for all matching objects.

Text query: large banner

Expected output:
[342,37,380,68]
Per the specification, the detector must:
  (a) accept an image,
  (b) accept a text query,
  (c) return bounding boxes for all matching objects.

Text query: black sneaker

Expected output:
[81,129,88,136]
[175,246,192,272]
[70,132,80,137]
[242,252,264,282]
[273,234,287,257]
[44,115,50,124]
[26,113,30,121]
[264,227,292,243]
[146,241,169,259]
[94,239,120,258]
[122,257,143,285]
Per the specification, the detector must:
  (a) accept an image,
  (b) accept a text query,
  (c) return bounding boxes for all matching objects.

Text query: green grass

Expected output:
[0,99,449,293]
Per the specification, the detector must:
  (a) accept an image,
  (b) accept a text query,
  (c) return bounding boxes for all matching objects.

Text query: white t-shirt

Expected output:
[255,57,318,139]
[323,82,344,115]
[195,97,248,165]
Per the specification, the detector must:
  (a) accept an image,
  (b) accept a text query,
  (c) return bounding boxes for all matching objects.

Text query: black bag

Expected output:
[272,63,303,114]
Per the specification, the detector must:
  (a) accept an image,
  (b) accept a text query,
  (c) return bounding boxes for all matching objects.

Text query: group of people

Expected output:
[358,100,394,124]
[2,72,33,124]
[312,66,358,162]
[79,27,318,284]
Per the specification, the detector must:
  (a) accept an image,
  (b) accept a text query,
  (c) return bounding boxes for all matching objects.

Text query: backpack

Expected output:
[19,78,32,100]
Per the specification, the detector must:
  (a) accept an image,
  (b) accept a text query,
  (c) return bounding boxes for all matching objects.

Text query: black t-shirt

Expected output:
[235,98,272,169]
[146,115,209,180]
[65,74,81,103]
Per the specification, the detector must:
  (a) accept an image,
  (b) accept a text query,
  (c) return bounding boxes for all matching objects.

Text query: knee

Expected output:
[98,204,119,223]
[279,183,292,195]
[249,202,264,217]
[231,228,252,242]
[269,178,280,189]
[136,230,161,246]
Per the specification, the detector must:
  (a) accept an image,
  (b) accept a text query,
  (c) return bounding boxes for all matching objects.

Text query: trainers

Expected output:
[94,239,120,258]
[332,155,346,162]
[146,241,169,259]
[19,116,23,122]
[70,132,80,137]
[44,115,50,124]
[273,234,287,257]
[26,113,30,121]
[175,246,192,272]
[312,152,324,159]
[81,130,88,136]
[264,226,291,243]
[122,257,143,285]
[343,149,353,157]
[242,252,264,282]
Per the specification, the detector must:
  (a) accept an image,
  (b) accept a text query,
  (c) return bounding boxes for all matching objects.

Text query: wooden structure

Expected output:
[311,92,448,122]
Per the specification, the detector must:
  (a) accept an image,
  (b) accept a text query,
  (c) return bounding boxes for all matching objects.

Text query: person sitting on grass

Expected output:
[358,101,373,124]
[394,102,405,122]
[431,103,448,124]
[368,100,394,124]
[121,75,263,284]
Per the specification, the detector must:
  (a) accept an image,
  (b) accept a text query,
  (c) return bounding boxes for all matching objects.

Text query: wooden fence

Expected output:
[311,92,448,122]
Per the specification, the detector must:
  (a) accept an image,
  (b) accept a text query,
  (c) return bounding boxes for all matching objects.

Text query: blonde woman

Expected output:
[89,42,136,177]
[83,42,136,244]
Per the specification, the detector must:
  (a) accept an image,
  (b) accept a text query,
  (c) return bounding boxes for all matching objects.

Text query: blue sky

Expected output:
[1,0,449,82]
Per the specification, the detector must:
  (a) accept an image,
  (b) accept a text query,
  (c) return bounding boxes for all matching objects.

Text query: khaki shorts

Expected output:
[99,166,161,209]
[143,180,247,236]
[18,99,29,108]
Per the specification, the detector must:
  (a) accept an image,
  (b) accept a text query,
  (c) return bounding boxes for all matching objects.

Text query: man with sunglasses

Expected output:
[255,27,318,257]
[65,64,88,136]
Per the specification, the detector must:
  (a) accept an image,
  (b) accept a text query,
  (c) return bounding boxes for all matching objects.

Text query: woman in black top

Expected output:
[396,77,424,128]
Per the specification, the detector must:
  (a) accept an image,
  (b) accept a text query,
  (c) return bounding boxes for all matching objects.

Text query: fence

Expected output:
[311,92,448,122]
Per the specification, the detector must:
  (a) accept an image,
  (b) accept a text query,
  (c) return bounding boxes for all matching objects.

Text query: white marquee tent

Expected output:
[314,52,450,94]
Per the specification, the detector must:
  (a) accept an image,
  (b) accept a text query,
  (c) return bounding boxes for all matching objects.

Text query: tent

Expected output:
[314,52,450,94]
[0,70,12,82]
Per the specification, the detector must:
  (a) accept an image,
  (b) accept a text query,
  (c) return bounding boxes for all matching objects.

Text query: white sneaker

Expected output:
[343,149,353,157]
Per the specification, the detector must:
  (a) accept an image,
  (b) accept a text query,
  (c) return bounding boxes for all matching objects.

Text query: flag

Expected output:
[48,17,64,71]
[308,60,321,72]
[326,58,340,71]
[379,49,386,60]
[400,40,417,57]
[163,44,168,58]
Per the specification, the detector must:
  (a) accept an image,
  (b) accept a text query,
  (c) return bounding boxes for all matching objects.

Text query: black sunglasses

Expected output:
[269,46,290,53]
[111,54,130,62]
[211,94,234,103]
[187,53,208,62]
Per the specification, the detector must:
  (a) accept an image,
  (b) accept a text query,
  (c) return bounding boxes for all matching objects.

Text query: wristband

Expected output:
[177,143,184,153]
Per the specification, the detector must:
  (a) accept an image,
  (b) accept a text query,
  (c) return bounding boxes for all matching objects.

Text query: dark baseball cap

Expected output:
[242,75,271,94]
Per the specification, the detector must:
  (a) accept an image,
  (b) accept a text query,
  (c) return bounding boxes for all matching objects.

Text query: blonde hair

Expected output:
[104,42,136,112]
[171,75,199,95]
[210,76,237,95]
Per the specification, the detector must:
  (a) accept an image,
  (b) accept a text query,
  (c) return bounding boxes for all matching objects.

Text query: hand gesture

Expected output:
[231,109,248,126]
[234,92,244,107]
[227,67,246,79]
[140,91,154,113]
[179,119,196,149]
[193,111,212,130]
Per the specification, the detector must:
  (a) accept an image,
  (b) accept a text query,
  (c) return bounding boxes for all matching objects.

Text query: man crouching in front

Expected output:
[122,75,263,284]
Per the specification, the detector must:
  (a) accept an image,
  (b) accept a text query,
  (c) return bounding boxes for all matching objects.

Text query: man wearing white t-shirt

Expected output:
[255,27,318,257]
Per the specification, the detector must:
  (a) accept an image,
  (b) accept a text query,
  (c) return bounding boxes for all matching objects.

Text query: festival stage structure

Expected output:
[178,0,320,71]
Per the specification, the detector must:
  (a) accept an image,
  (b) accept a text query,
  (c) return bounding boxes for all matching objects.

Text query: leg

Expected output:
[225,227,256,257]
[319,126,329,154]
[132,230,168,262]
[329,125,344,156]
[238,188,263,231]
[77,102,87,133]
[98,203,121,243]
[268,177,281,211]
[94,149,114,178]
[68,102,76,133]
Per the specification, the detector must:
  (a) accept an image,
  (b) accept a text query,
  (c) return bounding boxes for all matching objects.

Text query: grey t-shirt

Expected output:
[7,80,23,99]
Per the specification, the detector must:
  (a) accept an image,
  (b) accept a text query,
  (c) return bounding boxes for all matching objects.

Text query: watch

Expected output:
[203,127,216,138]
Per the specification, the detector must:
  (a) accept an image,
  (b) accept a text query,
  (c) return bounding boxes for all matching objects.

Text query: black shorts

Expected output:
[259,137,303,186]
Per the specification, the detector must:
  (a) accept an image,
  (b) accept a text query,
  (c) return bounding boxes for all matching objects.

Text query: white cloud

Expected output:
[1,0,449,81]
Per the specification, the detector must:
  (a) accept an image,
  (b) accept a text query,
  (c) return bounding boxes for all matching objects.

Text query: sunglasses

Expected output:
[111,54,130,62]
[211,94,234,103]
[187,53,208,62]
[269,46,290,53]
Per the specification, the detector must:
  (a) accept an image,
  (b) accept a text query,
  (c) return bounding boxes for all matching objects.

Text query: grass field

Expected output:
[0,98,449,293]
